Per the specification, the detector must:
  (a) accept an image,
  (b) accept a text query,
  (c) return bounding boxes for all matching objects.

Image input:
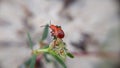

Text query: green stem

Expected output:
[37,48,49,52]
[33,48,49,55]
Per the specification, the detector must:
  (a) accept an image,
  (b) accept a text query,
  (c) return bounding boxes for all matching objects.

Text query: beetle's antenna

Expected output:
[49,20,51,25]
[40,25,46,27]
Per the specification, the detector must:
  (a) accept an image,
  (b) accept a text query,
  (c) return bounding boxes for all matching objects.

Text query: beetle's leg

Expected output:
[51,31,55,36]
[51,32,54,37]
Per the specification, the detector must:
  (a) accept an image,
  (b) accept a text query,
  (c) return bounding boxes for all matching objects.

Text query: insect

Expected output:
[49,24,65,39]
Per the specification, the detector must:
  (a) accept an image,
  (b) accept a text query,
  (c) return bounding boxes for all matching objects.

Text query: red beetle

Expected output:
[49,24,65,39]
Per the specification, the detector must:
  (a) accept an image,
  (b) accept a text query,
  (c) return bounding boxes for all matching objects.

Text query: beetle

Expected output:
[49,24,65,39]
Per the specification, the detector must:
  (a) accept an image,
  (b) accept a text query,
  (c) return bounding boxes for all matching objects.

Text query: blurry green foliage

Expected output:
[27,32,34,50]
[26,24,49,68]
[49,50,67,68]
[30,54,37,68]
[40,24,49,41]
[67,53,74,58]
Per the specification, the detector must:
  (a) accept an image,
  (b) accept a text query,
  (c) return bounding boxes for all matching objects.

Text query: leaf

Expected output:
[27,32,34,49]
[67,53,74,58]
[53,60,60,68]
[43,53,51,62]
[24,58,31,66]
[43,45,51,62]
[41,24,49,41]
[50,51,67,68]
[30,54,37,68]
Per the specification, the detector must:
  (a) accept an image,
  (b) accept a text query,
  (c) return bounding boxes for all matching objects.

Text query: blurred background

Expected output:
[0,0,119,68]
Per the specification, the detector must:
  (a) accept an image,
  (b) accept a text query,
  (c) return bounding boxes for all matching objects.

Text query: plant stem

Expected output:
[33,48,49,55]
[37,48,49,52]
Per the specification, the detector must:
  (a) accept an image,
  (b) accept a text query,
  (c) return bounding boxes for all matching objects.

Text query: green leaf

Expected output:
[27,32,34,49]
[50,51,67,68]
[67,53,74,58]
[41,24,49,41]
[43,53,51,62]
[30,54,37,68]
[24,58,31,66]
[43,45,51,63]
[53,60,60,68]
